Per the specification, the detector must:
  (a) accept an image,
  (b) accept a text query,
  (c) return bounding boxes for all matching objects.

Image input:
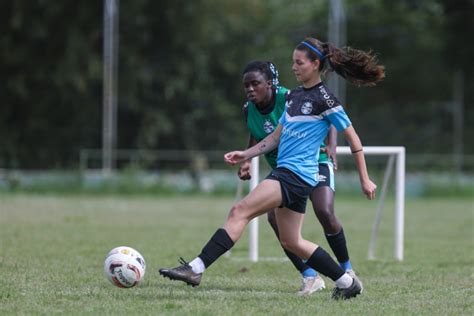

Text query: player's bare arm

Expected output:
[238,134,258,180]
[342,125,377,200]
[225,125,282,165]
[324,125,338,170]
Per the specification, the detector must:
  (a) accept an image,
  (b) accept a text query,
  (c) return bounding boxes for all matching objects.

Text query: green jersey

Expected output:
[244,86,328,169]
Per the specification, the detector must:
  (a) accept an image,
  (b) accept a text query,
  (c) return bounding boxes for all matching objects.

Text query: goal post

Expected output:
[246,146,406,262]
[249,157,260,262]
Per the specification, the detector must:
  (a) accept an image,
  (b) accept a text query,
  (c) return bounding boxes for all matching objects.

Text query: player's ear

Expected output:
[313,59,320,71]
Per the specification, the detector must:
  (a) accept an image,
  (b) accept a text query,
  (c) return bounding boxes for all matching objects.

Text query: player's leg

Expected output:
[267,210,311,271]
[310,162,362,289]
[222,179,282,241]
[159,179,282,286]
[274,207,361,300]
[267,209,324,295]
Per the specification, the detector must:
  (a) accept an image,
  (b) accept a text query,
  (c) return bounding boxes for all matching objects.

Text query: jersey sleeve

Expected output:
[322,105,352,131]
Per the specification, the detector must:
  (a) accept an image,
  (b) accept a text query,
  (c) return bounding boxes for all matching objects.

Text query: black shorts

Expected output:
[314,162,335,191]
[265,167,314,214]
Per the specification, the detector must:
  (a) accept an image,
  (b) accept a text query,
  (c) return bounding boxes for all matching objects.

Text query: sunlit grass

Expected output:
[1,194,472,315]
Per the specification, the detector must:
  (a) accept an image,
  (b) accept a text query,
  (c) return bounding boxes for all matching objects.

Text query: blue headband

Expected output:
[301,41,326,60]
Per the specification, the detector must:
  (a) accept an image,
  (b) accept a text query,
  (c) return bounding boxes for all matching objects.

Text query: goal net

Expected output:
[237,146,406,262]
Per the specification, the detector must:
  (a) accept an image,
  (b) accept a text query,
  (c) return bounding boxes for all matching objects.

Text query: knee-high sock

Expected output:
[198,228,234,268]
[326,228,349,264]
[306,247,345,281]
[283,248,312,273]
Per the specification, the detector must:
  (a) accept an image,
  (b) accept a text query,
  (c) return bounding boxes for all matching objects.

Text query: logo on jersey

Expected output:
[301,102,313,114]
[285,100,292,108]
[282,126,307,139]
[319,86,330,99]
[318,174,327,183]
[319,86,336,108]
[263,119,274,134]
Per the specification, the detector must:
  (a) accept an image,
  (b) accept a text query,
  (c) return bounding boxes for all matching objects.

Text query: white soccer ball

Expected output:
[104,246,146,288]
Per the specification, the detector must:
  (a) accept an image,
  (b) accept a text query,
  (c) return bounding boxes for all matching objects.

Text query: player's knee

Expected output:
[314,204,330,217]
[279,237,298,254]
[229,201,250,221]
[321,213,341,233]
[315,207,337,229]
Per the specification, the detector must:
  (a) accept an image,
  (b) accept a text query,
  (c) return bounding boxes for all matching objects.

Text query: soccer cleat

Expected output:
[159,257,202,287]
[297,275,326,296]
[346,269,364,293]
[331,277,362,300]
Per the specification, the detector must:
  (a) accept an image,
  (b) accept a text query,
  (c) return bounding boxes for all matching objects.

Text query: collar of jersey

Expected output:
[253,87,277,115]
[302,81,324,91]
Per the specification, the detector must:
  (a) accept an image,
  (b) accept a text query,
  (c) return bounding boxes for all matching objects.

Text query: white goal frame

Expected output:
[245,146,405,262]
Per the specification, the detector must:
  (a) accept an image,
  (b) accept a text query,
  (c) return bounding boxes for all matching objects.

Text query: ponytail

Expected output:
[297,38,385,87]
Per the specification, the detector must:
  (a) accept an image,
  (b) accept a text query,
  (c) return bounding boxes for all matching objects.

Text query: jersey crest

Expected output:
[301,102,313,115]
[263,119,274,133]
[245,86,289,169]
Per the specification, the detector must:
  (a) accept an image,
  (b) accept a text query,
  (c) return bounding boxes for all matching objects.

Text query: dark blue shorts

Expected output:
[265,167,315,214]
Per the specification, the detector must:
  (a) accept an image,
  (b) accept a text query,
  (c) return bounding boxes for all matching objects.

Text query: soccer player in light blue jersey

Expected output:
[239,60,360,295]
[160,36,385,300]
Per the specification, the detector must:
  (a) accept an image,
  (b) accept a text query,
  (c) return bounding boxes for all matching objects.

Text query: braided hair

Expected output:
[243,61,280,87]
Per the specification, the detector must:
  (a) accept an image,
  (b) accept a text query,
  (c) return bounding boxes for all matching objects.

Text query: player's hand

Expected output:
[238,160,251,180]
[321,145,338,170]
[361,179,377,200]
[224,151,247,165]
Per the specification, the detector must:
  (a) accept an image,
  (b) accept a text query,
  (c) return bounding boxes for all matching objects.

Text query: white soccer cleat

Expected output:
[297,275,326,296]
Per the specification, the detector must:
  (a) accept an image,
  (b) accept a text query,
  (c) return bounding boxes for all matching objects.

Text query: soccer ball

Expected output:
[104,246,146,288]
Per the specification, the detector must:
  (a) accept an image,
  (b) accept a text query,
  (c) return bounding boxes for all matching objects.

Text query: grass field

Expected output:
[1,193,473,315]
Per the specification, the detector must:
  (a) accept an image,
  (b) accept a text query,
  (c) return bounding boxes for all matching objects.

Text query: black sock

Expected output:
[283,248,311,273]
[306,247,345,281]
[198,228,234,268]
[326,228,349,264]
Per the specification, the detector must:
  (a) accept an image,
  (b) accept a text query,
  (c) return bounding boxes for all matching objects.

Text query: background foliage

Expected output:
[1,0,473,169]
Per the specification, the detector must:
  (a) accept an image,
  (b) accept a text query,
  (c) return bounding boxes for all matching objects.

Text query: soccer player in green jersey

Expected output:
[238,61,360,295]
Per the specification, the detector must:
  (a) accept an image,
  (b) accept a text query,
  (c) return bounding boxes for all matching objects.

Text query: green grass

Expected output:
[1,194,473,315]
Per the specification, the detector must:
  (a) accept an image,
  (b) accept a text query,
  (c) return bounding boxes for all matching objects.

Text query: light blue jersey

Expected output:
[277,82,351,186]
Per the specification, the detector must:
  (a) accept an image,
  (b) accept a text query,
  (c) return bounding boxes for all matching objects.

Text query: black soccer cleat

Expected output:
[159,257,202,287]
[331,277,362,300]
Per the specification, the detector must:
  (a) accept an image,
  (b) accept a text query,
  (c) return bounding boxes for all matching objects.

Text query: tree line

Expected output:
[0,0,472,169]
